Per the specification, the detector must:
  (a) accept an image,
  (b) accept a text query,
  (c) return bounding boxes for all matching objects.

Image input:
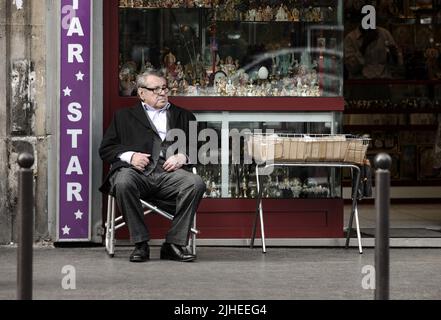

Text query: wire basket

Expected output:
[246,133,370,165]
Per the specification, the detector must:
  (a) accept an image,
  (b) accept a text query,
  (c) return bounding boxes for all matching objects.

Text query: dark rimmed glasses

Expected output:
[140,86,169,94]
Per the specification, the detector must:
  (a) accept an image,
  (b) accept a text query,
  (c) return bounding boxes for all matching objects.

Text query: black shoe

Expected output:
[129,242,150,262]
[160,243,196,262]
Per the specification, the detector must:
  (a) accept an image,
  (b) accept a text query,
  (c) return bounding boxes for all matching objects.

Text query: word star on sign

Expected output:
[59,0,91,240]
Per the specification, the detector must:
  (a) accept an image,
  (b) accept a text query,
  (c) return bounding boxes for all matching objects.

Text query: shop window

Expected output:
[118,0,343,97]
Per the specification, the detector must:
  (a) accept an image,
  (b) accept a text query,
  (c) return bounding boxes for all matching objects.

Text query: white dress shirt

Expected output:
[118,102,170,164]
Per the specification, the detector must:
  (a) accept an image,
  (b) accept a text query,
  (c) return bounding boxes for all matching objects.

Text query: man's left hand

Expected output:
[163,153,187,172]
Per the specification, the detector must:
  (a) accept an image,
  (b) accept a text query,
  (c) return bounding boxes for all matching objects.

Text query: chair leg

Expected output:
[108,196,116,257]
[191,214,197,255]
[105,195,112,256]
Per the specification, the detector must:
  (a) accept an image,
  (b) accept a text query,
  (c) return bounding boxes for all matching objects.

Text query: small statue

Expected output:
[175,61,184,80]
[275,4,288,21]
[119,61,137,96]
[290,7,300,22]
[247,7,257,21]
[221,55,237,76]
[163,50,177,74]
[425,47,441,80]
[264,5,273,21]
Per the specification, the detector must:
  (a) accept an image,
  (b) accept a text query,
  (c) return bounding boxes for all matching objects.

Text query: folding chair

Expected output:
[104,168,200,258]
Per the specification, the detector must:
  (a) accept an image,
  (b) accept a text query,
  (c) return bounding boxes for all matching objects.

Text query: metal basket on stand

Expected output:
[246,133,370,165]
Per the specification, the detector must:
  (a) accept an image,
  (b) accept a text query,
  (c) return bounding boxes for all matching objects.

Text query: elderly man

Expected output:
[99,69,205,262]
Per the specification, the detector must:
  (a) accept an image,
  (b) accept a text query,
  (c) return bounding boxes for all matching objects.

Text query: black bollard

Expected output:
[17,152,34,300]
[374,153,391,300]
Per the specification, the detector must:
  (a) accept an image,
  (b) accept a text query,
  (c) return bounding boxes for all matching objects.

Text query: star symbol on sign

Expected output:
[63,86,72,96]
[62,225,71,235]
[74,209,84,220]
[75,71,84,81]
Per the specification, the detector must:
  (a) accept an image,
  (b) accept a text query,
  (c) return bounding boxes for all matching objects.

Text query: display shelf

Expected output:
[345,108,441,114]
[345,79,441,85]
[344,125,438,131]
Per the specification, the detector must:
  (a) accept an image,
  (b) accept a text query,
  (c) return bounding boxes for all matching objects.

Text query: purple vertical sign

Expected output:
[59,0,91,241]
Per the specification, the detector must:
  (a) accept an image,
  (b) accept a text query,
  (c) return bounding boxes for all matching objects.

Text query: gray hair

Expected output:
[136,69,166,88]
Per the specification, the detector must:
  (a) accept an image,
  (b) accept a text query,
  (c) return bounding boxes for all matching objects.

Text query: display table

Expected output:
[250,162,363,254]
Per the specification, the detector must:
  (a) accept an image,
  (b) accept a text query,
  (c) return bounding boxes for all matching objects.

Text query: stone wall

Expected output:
[0,0,49,244]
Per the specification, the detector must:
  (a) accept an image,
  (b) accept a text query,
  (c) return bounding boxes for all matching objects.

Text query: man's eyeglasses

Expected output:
[140,86,169,94]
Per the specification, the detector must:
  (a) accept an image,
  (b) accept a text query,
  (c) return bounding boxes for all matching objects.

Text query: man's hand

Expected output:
[163,153,187,172]
[131,153,151,171]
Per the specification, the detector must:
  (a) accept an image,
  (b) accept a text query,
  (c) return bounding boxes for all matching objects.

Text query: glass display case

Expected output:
[118,0,343,97]
[195,112,343,199]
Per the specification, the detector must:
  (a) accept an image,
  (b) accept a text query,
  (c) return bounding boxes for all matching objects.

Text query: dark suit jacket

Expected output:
[99,102,196,194]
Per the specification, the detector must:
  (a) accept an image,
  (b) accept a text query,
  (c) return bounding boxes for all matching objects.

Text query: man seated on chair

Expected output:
[99,69,206,263]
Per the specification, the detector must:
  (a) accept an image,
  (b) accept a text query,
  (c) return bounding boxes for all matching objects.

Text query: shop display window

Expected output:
[118,0,343,97]
[195,112,342,199]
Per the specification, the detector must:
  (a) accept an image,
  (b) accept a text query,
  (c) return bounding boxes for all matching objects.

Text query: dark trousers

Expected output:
[110,164,206,246]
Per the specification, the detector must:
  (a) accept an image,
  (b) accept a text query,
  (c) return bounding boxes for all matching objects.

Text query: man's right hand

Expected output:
[131,153,151,171]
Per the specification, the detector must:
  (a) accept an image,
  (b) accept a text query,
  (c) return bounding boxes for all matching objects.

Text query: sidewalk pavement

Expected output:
[1,245,441,300]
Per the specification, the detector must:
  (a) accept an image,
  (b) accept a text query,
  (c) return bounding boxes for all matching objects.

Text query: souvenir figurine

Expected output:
[425,46,441,79]
[264,5,273,21]
[119,62,137,96]
[179,78,189,93]
[175,61,184,80]
[221,55,237,76]
[258,66,269,80]
[311,7,322,22]
[275,4,288,21]
[290,7,300,21]
[247,7,257,21]
[170,79,179,96]
[255,6,263,21]
[133,0,143,7]
[163,50,177,74]
[226,79,235,95]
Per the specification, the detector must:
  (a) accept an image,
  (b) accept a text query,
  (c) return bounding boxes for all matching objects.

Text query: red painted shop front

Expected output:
[103,0,345,241]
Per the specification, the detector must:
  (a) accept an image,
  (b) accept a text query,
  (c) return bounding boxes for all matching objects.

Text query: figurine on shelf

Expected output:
[221,55,237,77]
[163,49,177,75]
[275,4,288,21]
[209,182,220,198]
[179,78,189,94]
[118,61,137,96]
[226,79,235,96]
[311,7,322,22]
[256,6,264,21]
[290,7,300,22]
[175,61,184,80]
[264,5,273,21]
[247,7,257,21]
[425,46,441,80]
[170,79,179,96]
[132,0,143,7]
[216,76,227,95]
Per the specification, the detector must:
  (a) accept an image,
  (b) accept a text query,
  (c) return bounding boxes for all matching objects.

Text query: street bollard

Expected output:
[17,152,34,300]
[374,153,391,300]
